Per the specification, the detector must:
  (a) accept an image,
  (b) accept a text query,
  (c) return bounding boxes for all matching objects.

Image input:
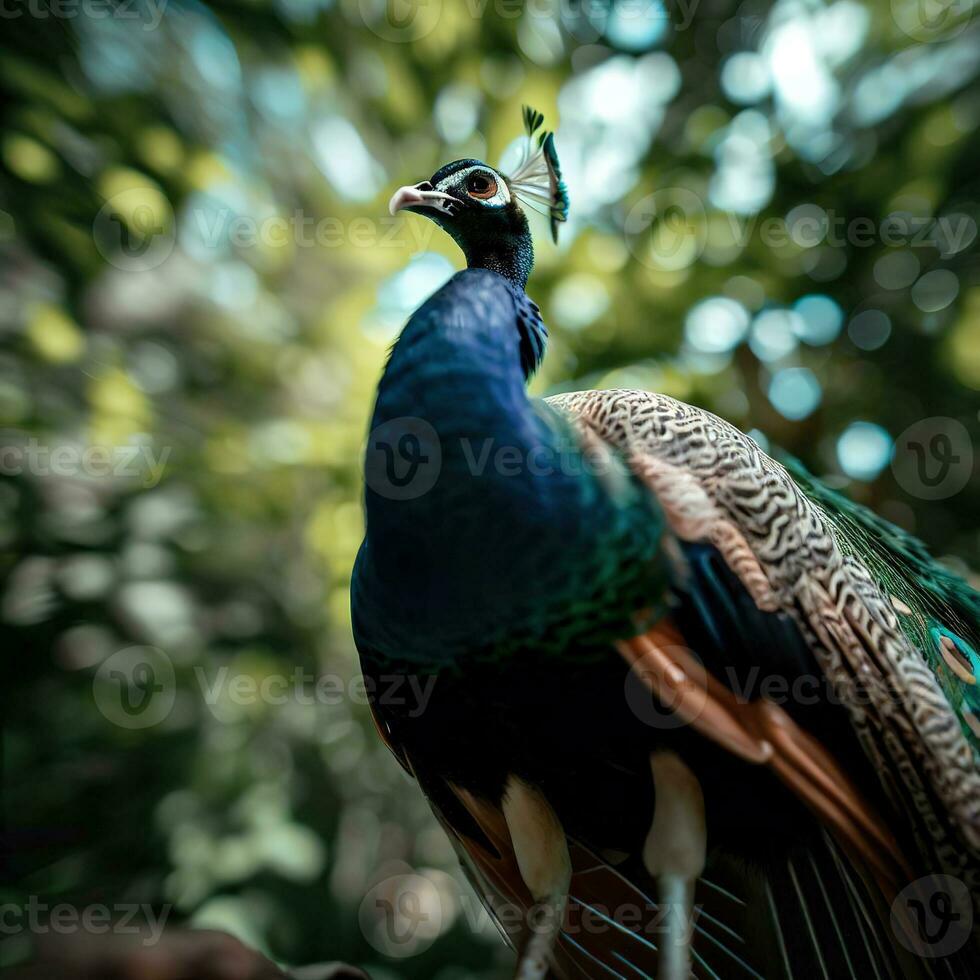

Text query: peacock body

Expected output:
[352,109,980,980]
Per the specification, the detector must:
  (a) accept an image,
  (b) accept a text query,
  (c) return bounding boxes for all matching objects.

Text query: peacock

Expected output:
[351,107,980,980]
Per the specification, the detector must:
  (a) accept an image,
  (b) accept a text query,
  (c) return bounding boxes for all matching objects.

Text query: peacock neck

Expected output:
[365,269,547,540]
[451,208,534,291]
[355,270,662,668]
[375,270,546,427]
[465,235,533,290]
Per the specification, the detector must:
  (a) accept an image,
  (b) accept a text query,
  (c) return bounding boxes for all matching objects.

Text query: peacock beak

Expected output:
[388,184,427,215]
[388,183,462,217]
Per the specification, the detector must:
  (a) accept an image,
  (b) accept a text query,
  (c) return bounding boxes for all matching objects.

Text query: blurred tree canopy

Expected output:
[1,0,978,977]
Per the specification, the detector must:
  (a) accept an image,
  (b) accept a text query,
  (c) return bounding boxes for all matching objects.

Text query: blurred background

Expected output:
[1,0,978,977]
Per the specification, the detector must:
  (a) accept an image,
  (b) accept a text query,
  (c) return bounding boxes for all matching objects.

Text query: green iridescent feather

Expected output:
[783,454,980,747]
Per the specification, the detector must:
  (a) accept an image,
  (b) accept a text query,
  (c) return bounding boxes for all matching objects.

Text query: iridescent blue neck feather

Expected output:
[352,270,663,668]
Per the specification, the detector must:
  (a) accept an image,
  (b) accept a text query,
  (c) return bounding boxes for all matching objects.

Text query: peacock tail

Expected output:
[783,454,980,739]
[549,388,980,900]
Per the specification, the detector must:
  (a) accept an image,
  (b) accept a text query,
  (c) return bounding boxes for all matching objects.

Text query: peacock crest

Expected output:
[506,105,569,242]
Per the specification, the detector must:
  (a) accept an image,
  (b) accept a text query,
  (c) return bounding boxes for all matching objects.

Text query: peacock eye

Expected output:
[466,172,498,200]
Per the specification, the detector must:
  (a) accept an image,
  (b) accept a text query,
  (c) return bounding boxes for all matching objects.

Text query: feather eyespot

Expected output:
[466,172,498,200]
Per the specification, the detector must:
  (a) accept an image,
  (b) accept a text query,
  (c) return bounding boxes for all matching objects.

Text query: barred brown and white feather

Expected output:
[548,388,980,896]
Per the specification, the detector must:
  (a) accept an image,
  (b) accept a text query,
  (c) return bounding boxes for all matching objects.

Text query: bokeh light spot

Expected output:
[684,297,750,353]
[768,367,822,420]
[848,309,892,350]
[793,294,843,345]
[911,269,960,313]
[837,421,892,480]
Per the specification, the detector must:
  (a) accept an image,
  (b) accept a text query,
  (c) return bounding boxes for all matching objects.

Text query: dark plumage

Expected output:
[353,270,662,669]
[353,108,980,979]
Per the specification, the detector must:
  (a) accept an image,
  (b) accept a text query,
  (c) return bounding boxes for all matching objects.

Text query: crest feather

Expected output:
[522,105,545,138]
[508,105,568,243]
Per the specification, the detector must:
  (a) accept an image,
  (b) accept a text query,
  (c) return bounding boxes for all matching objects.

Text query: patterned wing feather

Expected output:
[547,388,980,899]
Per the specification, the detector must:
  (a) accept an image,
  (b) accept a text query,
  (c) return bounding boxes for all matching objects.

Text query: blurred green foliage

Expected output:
[1,0,978,976]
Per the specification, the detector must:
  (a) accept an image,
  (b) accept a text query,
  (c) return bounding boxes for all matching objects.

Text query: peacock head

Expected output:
[388,107,568,289]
